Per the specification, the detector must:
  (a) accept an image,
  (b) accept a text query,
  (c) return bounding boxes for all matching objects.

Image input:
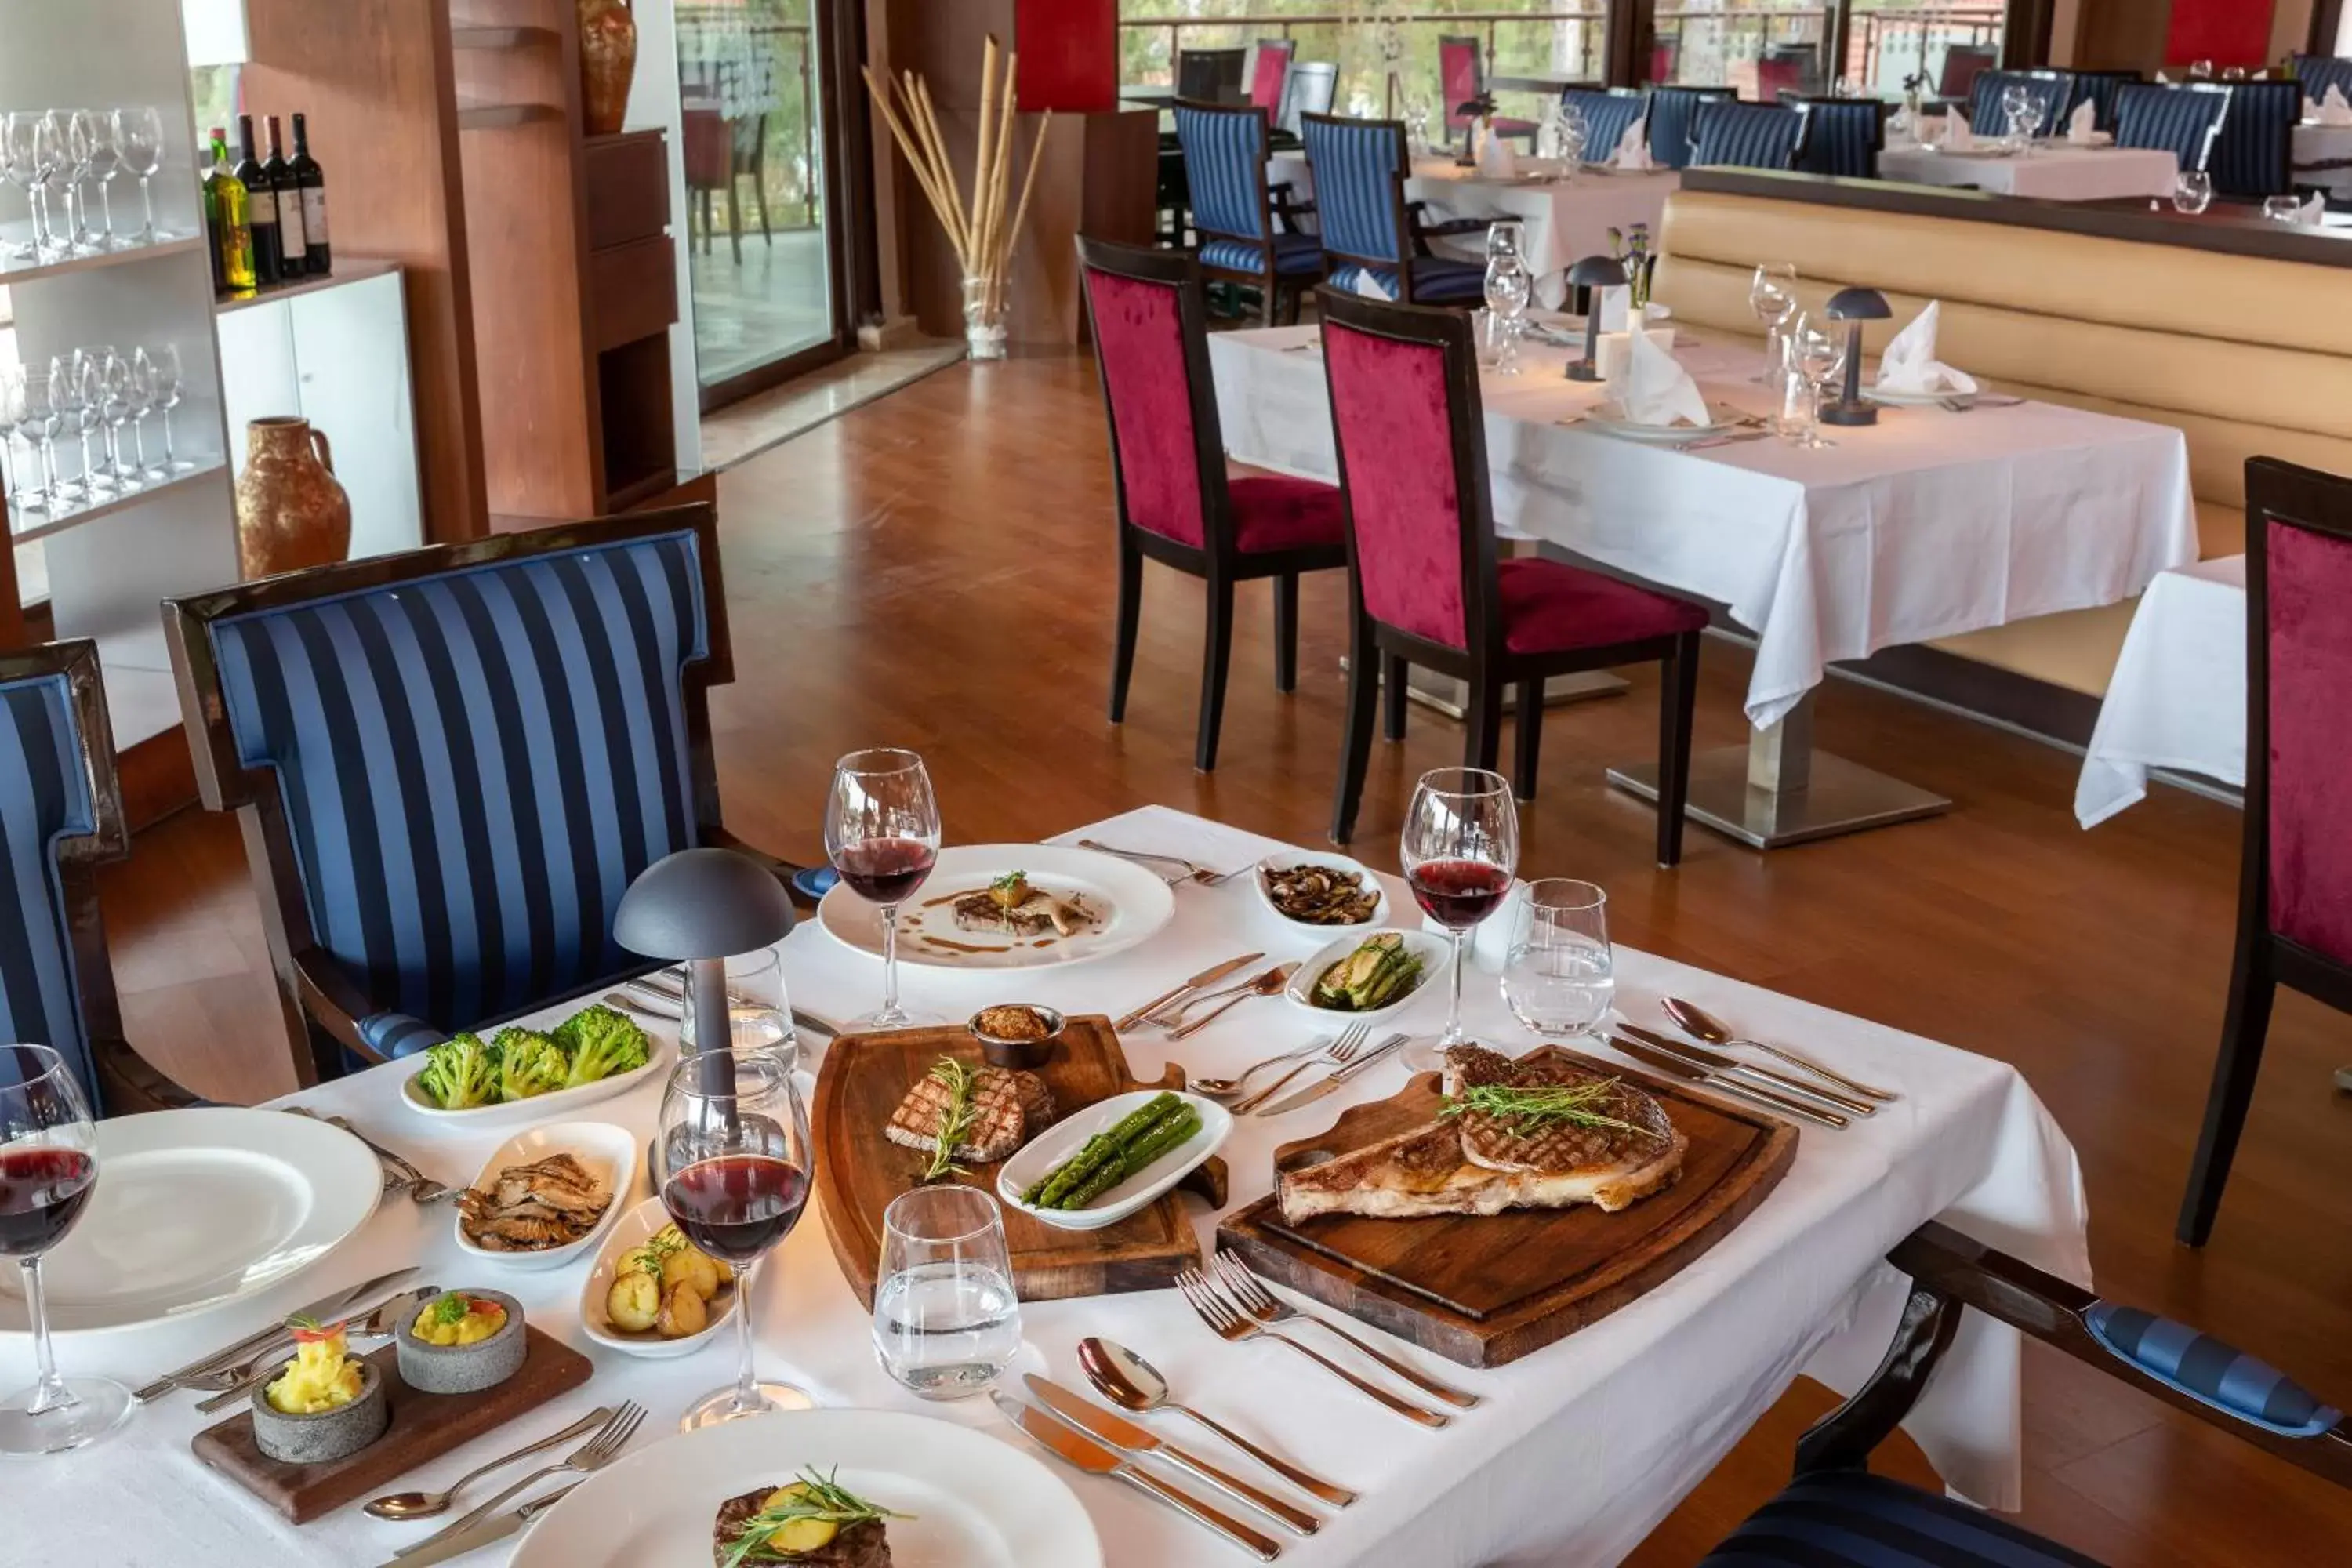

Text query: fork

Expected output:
[1175,1269,1450,1428]
[1191,1036,1345,1098]
[394,1403,647,1559]
[1213,1255,1480,1410]
[285,1108,459,1204]
[1230,1024,1372,1114]
[1078,840,1252,887]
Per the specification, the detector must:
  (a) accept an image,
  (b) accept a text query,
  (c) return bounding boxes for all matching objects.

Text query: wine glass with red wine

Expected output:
[1398,768,1520,1073]
[655,1043,813,1431]
[0,1044,129,1457]
[825,747,943,1029]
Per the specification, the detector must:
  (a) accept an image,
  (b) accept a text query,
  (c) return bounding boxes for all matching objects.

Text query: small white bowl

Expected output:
[1283,927,1453,1026]
[996,1091,1230,1232]
[1253,850,1390,936]
[578,1196,737,1359]
[453,1121,635,1272]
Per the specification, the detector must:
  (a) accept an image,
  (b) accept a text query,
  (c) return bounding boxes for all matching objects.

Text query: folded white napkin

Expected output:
[1605,325,1710,428]
[2065,100,2097,145]
[1944,110,1973,151]
[1352,268,1395,301]
[1475,122,1516,180]
[2299,191,2329,226]
[2318,85,2352,126]
[1875,300,1979,395]
[1610,118,1654,171]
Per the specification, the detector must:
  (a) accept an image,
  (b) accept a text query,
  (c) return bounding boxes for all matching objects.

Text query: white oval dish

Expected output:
[1253,848,1390,935]
[578,1196,737,1359]
[397,1039,667,1130]
[996,1090,1230,1232]
[453,1120,635,1272]
[1284,927,1454,1025]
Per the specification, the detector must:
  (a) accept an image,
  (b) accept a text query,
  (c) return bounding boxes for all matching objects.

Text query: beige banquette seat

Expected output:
[1651,180,2352,696]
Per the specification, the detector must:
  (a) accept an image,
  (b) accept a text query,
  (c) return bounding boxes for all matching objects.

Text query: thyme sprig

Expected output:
[720,1468,912,1568]
[922,1055,980,1181]
[1441,1079,1658,1141]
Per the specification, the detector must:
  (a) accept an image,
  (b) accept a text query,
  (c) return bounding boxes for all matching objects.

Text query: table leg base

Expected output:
[1339,659,1628,719]
[1606,748,1951,849]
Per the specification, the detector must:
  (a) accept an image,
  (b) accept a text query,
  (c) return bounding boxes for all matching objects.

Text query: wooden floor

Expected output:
[105,353,2350,1563]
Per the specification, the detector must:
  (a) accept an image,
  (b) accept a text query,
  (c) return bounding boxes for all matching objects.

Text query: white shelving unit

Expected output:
[1,0,239,752]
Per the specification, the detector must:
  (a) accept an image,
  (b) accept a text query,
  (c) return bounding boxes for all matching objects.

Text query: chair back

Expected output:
[1648,85,1737,169]
[165,510,728,1050]
[1279,61,1338,134]
[1316,287,1500,658]
[2292,54,2352,107]
[2115,82,2230,172]
[1793,97,1885,178]
[1173,101,1273,246]
[1563,87,1647,162]
[2066,69,2142,132]
[1077,238,1234,561]
[1176,47,1245,104]
[1755,56,1805,104]
[2209,79,2299,198]
[1690,100,1806,169]
[1937,43,1997,101]
[1300,112,1409,273]
[1967,69,2074,136]
[1244,38,1292,114]
[1439,35,1483,131]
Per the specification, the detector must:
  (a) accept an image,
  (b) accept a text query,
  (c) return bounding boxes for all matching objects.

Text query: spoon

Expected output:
[1077,1337,1356,1508]
[365,1406,615,1519]
[1191,1037,1333,1098]
[1169,964,1298,1042]
[1662,997,1898,1103]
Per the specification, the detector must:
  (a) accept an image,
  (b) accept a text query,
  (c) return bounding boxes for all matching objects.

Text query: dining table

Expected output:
[0,806,2092,1568]
[1207,325,2201,848]
[2293,119,2352,199]
[2074,554,2245,828]
[1876,139,2180,201]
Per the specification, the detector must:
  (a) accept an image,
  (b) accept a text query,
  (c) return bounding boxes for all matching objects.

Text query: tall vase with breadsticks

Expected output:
[863,37,1050,361]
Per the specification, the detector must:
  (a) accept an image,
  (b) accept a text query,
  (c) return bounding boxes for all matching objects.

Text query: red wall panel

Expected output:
[1016,0,1118,114]
[2164,0,2276,67]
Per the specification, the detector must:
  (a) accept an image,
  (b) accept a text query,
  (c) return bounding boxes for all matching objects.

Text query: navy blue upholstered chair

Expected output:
[1298,112,1485,305]
[1965,68,2074,138]
[1646,85,1736,169]
[1792,97,1884,179]
[2065,69,2141,133]
[2292,54,2352,107]
[1561,86,1646,162]
[163,506,796,1087]
[1173,100,1321,326]
[0,641,192,1115]
[2115,82,2229,172]
[1690,100,1806,170]
[2207,80,2299,198]
[1697,1221,2349,1567]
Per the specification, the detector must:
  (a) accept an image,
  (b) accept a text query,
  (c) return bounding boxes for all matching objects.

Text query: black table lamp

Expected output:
[1564,255,1629,383]
[615,848,796,1100]
[1820,285,1893,426]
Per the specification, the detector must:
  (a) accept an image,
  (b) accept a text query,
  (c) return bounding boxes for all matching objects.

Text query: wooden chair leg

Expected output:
[1513,679,1544,800]
[1381,653,1408,742]
[1197,575,1236,772]
[727,180,743,265]
[1332,615,1381,844]
[2177,940,2279,1246]
[1273,572,1299,693]
[1261,271,1279,328]
[1109,537,1142,724]
[753,147,771,242]
[1657,633,1700,867]
[1465,675,1504,773]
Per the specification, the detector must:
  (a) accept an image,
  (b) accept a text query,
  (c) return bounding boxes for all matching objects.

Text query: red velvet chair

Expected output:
[1079,238,1349,773]
[1243,38,1293,115]
[1317,288,1708,860]
[1439,34,1537,146]
[2179,456,2352,1244]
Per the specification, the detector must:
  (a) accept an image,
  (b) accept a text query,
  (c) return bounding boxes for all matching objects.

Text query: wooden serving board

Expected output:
[191,1326,592,1524]
[814,1015,1226,1306]
[1216,1046,1798,1368]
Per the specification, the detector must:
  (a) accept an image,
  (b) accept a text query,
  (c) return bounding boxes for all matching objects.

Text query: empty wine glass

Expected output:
[2000,82,2031,147]
[73,110,119,249]
[1748,263,1796,384]
[143,343,194,472]
[2,111,61,259]
[1399,767,1520,1074]
[2172,169,2213,214]
[113,108,166,245]
[2012,96,2045,153]
[45,111,93,254]
[681,949,797,1073]
[1501,880,1615,1039]
[824,748,942,1030]
[123,348,159,478]
[52,351,110,499]
[872,1185,1022,1400]
[14,372,64,511]
[1780,311,1846,449]
[97,350,141,493]
[1483,251,1532,375]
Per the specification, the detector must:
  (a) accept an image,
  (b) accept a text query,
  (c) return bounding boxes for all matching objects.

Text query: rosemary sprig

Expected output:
[1441,1080,1659,1141]
[720,1467,912,1568]
[922,1055,980,1181]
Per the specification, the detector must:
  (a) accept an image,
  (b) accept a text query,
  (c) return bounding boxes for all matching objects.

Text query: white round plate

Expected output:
[512,1408,1104,1568]
[397,1039,668,1129]
[816,844,1176,972]
[1583,401,1748,441]
[1864,384,1969,407]
[1284,927,1454,1026]
[579,1196,738,1359]
[454,1120,636,1271]
[996,1090,1230,1232]
[0,1108,380,1334]
[1253,848,1390,937]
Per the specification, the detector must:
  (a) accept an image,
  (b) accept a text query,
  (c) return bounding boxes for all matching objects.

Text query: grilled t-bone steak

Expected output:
[713,1488,892,1567]
[882,1065,1055,1163]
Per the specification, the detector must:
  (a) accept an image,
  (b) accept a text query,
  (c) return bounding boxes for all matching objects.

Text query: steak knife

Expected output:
[1615,1023,1875,1116]
[1610,1036,1849,1129]
[989,1391,1281,1560]
[1024,1376,1319,1534]
[1120,953,1266,1031]
[374,1481,579,1568]
[133,1265,420,1403]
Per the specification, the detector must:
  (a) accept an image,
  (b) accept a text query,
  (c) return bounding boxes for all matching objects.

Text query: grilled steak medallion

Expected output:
[882,1064,1054,1164]
[713,1489,892,1567]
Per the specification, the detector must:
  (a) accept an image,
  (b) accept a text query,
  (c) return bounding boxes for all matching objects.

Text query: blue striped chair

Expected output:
[1174,100,1321,326]
[1646,85,1736,169]
[2208,80,2299,198]
[163,507,795,1086]
[1965,68,2074,139]
[2115,82,2229,173]
[1560,87,1647,162]
[1791,97,1884,179]
[2292,54,2352,107]
[1689,100,1806,170]
[2064,69,2141,133]
[0,641,192,1114]
[1697,1221,2350,1566]
[1298,112,1485,305]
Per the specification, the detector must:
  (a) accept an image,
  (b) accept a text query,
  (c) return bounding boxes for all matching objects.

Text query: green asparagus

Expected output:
[1025,1093,1200,1210]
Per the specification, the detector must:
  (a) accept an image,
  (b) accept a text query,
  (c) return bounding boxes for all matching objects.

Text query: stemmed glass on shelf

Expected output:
[97,350,143,494]
[114,108,167,245]
[47,111,94,255]
[72,108,121,250]
[1398,767,1520,1074]
[0,370,27,517]
[143,343,194,473]
[1482,221,1531,376]
[51,350,111,500]
[824,748,942,1030]
[1779,311,1848,449]
[2,111,61,260]
[14,372,64,513]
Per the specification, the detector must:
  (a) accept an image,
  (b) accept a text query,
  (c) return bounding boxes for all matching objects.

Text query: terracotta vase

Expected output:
[234,417,351,581]
[579,0,639,137]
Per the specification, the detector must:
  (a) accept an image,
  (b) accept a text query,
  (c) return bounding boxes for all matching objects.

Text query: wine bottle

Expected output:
[234,114,283,284]
[289,112,330,275]
[201,131,227,294]
[262,115,307,281]
[210,129,256,295]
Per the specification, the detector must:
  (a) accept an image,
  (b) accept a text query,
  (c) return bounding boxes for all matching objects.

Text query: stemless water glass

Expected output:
[2263,194,2303,223]
[825,747,942,1030]
[1780,311,1846,449]
[871,1185,1021,1400]
[0,1044,130,1457]
[1748,263,1796,385]
[681,949,797,1073]
[2172,170,2214,215]
[1501,880,1615,1039]
[113,107,166,245]
[655,1043,814,1430]
[1399,767,1520,1073]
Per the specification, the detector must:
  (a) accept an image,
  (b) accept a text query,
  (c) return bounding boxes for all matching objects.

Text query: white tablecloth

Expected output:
[2075,554,2246,827]
[2293,122,2352,198]
[0,807,2091,1568]
[1878,143,2180,201]
[1210,328,2201,728]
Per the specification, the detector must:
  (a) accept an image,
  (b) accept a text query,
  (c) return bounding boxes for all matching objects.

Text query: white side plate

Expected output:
[578,1196,737,1359]
[996,1091,1230,1232]
[453,1121,636,1272]
[1284,927,1454,1026]
[1253,848,1390,937]
[397,1038,667,1130]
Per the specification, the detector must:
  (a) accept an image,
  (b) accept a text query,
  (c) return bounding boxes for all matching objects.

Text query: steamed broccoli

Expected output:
[416,1033,499,1109]
[493,1027,570,1102]
[554,1003,652,1087]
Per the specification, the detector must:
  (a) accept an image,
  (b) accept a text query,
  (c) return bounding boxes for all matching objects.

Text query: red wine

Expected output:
[0,1148,96,1258]
[662,1155,809,1264]
[1409,858,1513,929]
[833,837,937,905]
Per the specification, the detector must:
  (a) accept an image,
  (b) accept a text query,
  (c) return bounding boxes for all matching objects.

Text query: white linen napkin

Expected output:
[1610,118,1654,170]
[2299,191,2329,225]
[2065,100,2097,145]
[1475,122,1516,180]
[1875,300,1979,395]
[2318,85,2352,125]
[1944,110,1973,151]
[1604,325,1709,428]
[1352,268,1395,301]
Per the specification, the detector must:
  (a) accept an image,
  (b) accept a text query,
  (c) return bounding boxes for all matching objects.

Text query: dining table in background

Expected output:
[1209,325,2200,848]
[2075,554,2246,828]
[2293,120,2352,200]
[1875,140,2180,201]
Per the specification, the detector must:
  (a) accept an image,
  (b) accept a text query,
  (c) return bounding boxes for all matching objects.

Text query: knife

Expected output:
[134,1265,421,1403]
[1611,1036,1849,1129]
[989,1391,1281,1560]
[1024,1376,1319,1534]
[1254,1032,1410,1118]
[375,1480,580,1568]
[1616,1023,1875,1116]
[1119,952,1265,1031]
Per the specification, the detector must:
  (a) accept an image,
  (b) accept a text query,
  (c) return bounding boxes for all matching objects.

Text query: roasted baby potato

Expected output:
[660,1246,721,1302]
[658,1279,708,1338]
[604,1270,660,1333]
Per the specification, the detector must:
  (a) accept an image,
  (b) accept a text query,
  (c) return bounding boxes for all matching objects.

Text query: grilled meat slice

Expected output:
[882,1064,1030,1163]
[1008,1069,1056,1133]
[949,886,1091,938]
[485,1153,609,1218]
[456,1151,613,1250]
[713,1488,893,1567]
